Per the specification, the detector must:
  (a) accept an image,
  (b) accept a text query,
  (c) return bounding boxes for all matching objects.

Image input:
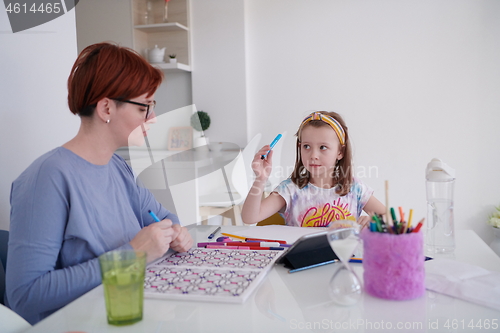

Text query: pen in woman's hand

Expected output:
[148,210,161,222]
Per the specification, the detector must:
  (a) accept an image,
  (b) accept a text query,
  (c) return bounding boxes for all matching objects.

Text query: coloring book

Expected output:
[144,248,282,303]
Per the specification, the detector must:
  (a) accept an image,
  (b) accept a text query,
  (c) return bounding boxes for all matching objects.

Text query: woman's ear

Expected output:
[95,98,113,123]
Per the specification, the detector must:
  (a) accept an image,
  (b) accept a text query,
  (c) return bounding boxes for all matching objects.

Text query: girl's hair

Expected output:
[67,42,164,116]
[290,111,353,196]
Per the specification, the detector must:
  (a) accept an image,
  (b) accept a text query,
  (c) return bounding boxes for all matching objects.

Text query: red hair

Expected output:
[67,42,164,116]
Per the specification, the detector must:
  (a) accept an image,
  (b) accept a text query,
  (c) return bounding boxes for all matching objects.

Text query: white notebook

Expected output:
[144,248,282,303]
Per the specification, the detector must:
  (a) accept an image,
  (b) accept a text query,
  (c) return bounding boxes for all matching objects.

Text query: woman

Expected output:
[6,42,193,324]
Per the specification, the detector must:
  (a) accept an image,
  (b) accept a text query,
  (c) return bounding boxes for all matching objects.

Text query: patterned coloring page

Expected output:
[144,248,281,302]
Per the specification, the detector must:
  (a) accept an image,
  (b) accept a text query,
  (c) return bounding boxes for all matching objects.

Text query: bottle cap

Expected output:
[426,158,455,181]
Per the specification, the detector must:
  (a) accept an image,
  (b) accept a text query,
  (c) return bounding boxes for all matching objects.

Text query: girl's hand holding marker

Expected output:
[252,144,276,182]
[261,134,282,159]
[252,134,282,184]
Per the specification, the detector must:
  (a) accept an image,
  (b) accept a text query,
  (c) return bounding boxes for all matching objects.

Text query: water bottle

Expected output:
[425,158,456,254]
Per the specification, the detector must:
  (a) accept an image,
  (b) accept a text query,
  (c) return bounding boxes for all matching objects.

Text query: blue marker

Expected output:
[148,210,161,222]
[261,134,282,159]
[208,226,221,240]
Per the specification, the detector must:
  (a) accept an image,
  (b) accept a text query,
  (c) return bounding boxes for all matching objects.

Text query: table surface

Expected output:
[25,227,500,333]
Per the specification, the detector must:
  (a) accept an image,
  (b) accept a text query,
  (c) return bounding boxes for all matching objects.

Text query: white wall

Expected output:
[2,0,499,246]
[0,8,79,230]
[191,0,248,147]
[75,0,133,50]
[244,0,500,243]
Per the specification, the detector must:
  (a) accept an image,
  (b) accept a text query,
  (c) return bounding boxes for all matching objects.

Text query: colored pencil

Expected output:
[221,233,287,244]
[221,233,246,240]
[412,218,425,233]
[398,206,405,223]
[407,209,414,229]
[385,180,391,226]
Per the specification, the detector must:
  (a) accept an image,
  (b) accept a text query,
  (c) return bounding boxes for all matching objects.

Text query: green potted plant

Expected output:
[488,205,500,256]
[169,54,177,64]
[190,110,211,147]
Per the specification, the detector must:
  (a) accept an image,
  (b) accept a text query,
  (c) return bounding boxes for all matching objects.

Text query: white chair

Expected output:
[0,304,31,333]
[199,133,262,225]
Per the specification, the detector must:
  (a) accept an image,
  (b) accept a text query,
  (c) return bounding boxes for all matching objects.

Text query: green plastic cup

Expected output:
[98,250,147,326]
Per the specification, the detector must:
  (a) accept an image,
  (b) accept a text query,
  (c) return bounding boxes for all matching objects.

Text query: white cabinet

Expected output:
[75,0,191,72]
[131,0,191,71]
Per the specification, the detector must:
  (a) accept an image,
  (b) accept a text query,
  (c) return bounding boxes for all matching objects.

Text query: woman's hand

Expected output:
[170,224,194,253]
[252,145,274,182]
[130,219,176,262]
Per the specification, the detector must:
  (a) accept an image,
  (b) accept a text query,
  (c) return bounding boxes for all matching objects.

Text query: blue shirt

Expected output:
[6,147,179,324]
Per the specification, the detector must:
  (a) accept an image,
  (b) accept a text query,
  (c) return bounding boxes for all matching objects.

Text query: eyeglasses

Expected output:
[112,99,156,120]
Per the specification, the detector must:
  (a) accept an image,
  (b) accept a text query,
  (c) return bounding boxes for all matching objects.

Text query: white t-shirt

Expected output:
[274,178,374,227]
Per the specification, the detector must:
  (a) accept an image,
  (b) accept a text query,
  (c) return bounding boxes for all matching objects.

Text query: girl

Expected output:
[241,111,385,228]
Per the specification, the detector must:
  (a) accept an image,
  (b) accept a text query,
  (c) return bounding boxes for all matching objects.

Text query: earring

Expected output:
[334,162,340,179]
[300,166,308,176]
[106,119,110,124]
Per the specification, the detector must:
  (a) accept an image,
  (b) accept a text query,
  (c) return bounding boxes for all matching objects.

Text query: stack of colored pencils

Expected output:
[197,233,289,250]
[369,207,424,234]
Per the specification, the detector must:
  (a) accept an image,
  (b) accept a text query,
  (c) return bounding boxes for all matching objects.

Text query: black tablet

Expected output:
[277,231,339,272]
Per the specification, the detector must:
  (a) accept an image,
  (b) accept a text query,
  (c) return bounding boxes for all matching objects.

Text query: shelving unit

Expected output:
[134,22,188,32]
[132,0,191,72]
[151,61,191,72]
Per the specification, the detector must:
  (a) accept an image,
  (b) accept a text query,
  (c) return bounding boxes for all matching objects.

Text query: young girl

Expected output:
[241,111,385,228]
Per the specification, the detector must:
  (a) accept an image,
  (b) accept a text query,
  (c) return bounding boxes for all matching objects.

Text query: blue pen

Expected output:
[148,210,161,222]
[208,226,221,240]
[261,134,282,159]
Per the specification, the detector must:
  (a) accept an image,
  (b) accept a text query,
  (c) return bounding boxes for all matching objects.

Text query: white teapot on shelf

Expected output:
[148,45,166,63]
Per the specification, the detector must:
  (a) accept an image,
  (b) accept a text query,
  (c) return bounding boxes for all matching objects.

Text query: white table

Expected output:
[25,228,500,333]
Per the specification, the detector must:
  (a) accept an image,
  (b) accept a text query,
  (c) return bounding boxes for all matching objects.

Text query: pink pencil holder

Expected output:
[361,228,425,300]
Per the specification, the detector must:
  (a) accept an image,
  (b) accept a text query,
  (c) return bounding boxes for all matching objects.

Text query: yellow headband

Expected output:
[299,112,346,145]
